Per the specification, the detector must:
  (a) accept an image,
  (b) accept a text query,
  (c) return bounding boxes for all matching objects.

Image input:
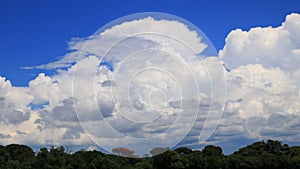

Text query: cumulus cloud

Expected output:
[203,13,300,152]
[1,13,300,156]
[0,16,221,153]
[0,97,30,124]
[221,64,299,139]
[220,13,300,71]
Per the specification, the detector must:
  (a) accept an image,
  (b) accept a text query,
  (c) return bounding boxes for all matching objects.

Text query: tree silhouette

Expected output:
[0,140,299,169]
[150,147,170,156]
[112,147,136,157]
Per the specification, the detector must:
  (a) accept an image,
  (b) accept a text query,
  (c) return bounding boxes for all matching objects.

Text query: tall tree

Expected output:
[112,147,136,157]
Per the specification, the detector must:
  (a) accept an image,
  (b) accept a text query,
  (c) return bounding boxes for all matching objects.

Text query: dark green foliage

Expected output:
[202,145,223,157]
[69,150,102,169]
[134,161,153,169]
[180,150,206,169]
[175,147,192,155]
[202,145,224,169]
[153,150,184,169]
[90,155,121,169]
[3,144,36,169]
[0,140,299,169]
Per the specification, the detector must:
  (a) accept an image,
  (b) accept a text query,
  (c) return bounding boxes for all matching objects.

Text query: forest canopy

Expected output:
[0,140,300,169]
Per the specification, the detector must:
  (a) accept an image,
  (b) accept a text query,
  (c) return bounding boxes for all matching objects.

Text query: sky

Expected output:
[1,0,300,86]
[1,0,300,156]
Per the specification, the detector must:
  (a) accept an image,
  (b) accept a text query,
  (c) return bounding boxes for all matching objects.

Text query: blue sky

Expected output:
[1,0,300,86]
[1,0,300,156]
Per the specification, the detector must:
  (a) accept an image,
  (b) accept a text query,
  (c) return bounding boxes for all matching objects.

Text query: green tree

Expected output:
[6,159,21,169]
[234,141,266,156]
[180,151,205,169]
[134,161,153,169]
[266,140,282,155]
[290,146,300,157]
[261,152,279,169]
[153,151,183,169]
[225,154,244,169]
[5,144,35,169]
[174,147,192,155]
[36,146,72,169]
[70,150,103,169]
[291,155,300,169]
[202,145,223,157]
[36,148,52,169]
[0,145,8,169]
[202,145,224,169]
[91,155,122,169]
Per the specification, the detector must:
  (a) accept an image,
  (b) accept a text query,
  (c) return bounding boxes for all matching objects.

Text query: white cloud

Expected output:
[0,76,12,94]
[1,16,223,155]
[210,13,300,148]
[220,13,300,71]
[24,17,208,70]
[1,13,300,156]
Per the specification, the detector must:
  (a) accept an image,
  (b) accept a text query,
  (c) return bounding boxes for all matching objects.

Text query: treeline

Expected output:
[1,140,300,169]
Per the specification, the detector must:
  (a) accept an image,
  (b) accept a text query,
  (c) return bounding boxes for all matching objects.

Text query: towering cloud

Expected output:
[211,13,300,150]
[0,13,300,155]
